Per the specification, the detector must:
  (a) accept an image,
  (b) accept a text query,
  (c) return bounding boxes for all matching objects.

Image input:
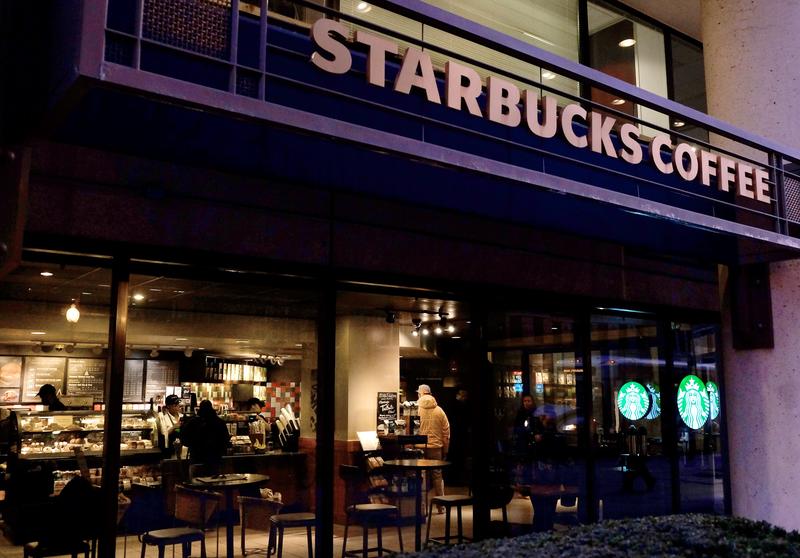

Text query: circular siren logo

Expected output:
[706,381,721,420]
[677,375,710,430]
[645,383,661,420]
[617,381,650,421]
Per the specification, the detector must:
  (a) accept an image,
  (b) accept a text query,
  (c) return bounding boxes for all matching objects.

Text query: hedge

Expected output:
[401,514,800,557]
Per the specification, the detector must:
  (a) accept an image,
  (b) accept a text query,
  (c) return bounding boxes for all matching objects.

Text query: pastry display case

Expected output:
[15,409,159,459]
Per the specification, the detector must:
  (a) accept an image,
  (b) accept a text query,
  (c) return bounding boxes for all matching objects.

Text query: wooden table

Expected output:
[188,473,270,558]
[382,458,450,551]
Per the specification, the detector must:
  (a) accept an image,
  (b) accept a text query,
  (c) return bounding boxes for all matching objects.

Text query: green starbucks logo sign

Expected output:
[706,381,720,420]
[645,383,661,420]
[677,375,710,430]
[617,381,649,421]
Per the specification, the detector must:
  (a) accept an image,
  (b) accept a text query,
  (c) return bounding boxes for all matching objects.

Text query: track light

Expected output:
[184,348,194,358]
[434,325,443,335]
[422,327,430,336]
[385,311,397,324]
[65,344,75,353]
[32,343,42,353]
[91,345,103,355]
[150,347,160,358]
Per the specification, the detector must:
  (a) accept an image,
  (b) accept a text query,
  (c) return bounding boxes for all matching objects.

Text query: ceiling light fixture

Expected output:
[618,38,636,48]
[356,1,372,13]
[411,318,422,337]
[40,271,54,277]
[66,302,80,323]
[91,345,104,355]
[132,293,145,302]
[541,70,556,80]
[611,98,625,106]
[421,327,430,336]
[447,325,456,333]
[184,348,194,358]
[65,344,75,353]
[150,347,160,358]
[674,120,686,128]
[31,331,46,336]
[32,343,42,353]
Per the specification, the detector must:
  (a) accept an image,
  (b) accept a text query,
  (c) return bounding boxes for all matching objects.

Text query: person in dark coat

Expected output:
[180,400,231,476]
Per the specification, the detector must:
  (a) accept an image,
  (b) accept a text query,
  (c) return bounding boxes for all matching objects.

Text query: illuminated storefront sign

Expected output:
[310,19,771,206]
[677,375,710,430]
[707,380,721,420]
[617,381,650,421]
[645,383,661,420]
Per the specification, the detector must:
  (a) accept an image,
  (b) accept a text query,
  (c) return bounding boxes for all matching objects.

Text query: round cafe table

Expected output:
[188,473,270,558]
[382,458,450,551]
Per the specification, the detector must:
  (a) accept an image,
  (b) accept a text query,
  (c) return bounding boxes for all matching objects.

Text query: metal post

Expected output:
[230,0,241,94]
[133,0,144,70]
[314,279,335,558]
[575,311,597,523]
[259,0,268,100]
[98,255,130,558]
[769,152,787,235]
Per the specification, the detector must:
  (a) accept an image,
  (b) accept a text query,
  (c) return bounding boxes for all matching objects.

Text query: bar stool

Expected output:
[425,494,473,545]
[267,512,315,558]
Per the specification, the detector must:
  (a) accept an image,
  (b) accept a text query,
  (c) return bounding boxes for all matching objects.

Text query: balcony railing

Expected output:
[80,0,800,251]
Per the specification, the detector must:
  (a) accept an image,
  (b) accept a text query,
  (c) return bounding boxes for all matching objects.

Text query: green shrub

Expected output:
[401,514,800,557]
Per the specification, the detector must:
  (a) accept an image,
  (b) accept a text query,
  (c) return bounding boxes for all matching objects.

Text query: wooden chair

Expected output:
[139,485,220,558]
[238,495,283,556]
[340,464,403,558]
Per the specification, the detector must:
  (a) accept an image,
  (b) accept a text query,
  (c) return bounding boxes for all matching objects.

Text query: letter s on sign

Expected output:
[310,19,352,74]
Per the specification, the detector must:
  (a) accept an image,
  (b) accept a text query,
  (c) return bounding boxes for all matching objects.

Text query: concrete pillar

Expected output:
[702,0,800,530]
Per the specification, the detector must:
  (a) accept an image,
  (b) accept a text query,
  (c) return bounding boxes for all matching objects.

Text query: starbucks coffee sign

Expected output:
[310,19,771,206]
[706,380,721,420]
[677,375,710,430]
[617,381,649,421]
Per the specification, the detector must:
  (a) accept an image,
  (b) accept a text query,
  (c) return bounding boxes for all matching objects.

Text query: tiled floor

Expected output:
[0,494,540,557]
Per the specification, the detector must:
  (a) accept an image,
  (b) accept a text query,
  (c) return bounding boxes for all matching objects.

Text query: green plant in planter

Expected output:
[400,514,800,557]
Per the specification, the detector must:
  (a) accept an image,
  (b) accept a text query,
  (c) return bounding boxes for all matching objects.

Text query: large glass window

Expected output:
[670,36,709,142]
[590,314,672,520]
[588,1,670,136]
[672,323,724,513]
[334,291,474,553]
[488,310,587,533]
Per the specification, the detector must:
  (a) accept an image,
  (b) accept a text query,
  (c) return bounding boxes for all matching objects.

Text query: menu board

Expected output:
[377,391,398,426]
[66,358,106,398]
[0,356,22,403]
[123,360,145,402]
[144,360,179,405]
[23,357,66,401]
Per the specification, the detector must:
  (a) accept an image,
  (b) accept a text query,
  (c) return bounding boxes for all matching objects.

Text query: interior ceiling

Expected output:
[0,263,470,359]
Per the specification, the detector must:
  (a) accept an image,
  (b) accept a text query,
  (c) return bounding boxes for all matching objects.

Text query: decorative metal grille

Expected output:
[236,72,260,98]
[105,35,134,66]
[143,0,231,60]
[785,175,800,223]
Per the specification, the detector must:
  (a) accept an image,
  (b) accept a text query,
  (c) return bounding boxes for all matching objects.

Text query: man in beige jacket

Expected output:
[417,384,450,512]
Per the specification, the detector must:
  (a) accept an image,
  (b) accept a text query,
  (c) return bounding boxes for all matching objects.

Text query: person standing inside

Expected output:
[158,394,183,457]
[417,384,450,511]
[36,384,66,411]
[180,400,231,476]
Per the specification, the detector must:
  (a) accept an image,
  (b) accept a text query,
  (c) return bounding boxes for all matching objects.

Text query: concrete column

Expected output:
[702,0,800,530]
[334,315,400,441]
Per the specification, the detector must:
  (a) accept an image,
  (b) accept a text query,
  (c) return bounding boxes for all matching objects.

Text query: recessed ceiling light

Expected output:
[356,1,371,13]
[295,343,303,347]
[149,288,162,292]
[541,70,556,80]
[452,336,461,339]
[236,340,250,344]
[611,98,625,106]
[31,331,47,335]
[98,284,111,288]
[618,38,636,48]
[551,326,559,330]
[81,291,93,296]
[132,293,145,301]
[40,271,53,277]
[674,120,685,128]
[175,337,188,341]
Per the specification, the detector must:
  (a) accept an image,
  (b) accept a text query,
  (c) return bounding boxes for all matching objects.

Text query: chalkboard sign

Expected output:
[377,391,398,426]
[66,358,106,398]
[23,357,66,401]
[144,360,180,405]
[123,360,145,402]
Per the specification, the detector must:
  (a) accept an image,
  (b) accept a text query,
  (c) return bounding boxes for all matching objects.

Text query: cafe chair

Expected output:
[340,464,403,558]
[237,495,283,556]
[139,486,221,558]
[425,494,473,545]
[267,512,316,558]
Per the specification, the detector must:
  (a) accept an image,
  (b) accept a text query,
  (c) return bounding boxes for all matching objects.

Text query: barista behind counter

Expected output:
[158,394,183,457]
